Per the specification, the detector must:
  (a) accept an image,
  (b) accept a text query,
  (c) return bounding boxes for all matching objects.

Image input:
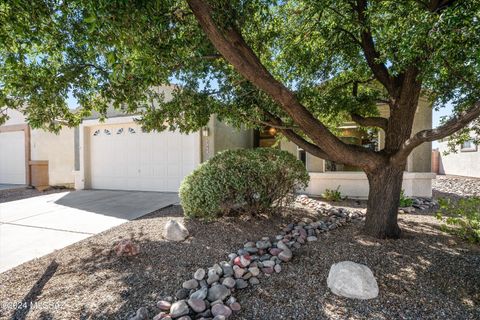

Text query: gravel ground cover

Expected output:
[0,187,70,203]
[433,175,480,199]
[1,200,478,320]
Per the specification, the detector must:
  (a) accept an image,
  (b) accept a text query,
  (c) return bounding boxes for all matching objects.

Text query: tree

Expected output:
[1,0,479,238]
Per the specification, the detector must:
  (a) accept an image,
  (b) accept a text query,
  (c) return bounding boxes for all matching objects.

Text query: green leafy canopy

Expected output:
[1,0,479,139]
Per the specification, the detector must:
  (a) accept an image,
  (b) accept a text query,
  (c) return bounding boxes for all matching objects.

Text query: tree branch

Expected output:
[187,0,382,169]
[392,100,480,163]
[428,0,458,12]
[355,0,395,96]
[264,112,331,160]
[351,113,388,131]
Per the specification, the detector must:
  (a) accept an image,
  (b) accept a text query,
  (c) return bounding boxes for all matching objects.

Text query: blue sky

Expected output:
[432,102,453,148]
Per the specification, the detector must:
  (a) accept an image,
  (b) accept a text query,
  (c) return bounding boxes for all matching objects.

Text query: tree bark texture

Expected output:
[364,164,405,238]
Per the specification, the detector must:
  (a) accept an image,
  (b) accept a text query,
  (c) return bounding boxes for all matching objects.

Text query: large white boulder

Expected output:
[327,261,379,299]
[164,220,189,241]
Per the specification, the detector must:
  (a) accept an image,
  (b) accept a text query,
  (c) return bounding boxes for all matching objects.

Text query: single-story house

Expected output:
[0,86,435,198]
[435,137,479,178]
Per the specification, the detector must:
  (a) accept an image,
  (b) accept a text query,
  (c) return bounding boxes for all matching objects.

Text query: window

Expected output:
[298,148,306,167]
[460,140,477,152]
[325,127,378,171]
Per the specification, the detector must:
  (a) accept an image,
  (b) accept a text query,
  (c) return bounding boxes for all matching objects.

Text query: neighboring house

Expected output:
[437,138,479,178]
[0,86,435,198]
[0,109,75,187]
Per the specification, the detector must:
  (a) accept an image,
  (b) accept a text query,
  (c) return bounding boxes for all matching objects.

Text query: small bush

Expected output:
[322,186,342,201]
[435,197,480,243]
[399,189,413,207]
[179,148,310,219]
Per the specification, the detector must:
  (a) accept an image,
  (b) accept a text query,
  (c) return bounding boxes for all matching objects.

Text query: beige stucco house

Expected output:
[0,86,434,198]
[277,97,435,198]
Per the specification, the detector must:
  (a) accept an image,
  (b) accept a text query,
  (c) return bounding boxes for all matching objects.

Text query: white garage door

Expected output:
[0,131,26,184]
[88,124,199,192]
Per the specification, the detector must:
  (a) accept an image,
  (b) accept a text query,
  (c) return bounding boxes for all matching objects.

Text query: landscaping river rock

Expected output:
[129,195,365,320]
[164,220,189,241]
[327,261,379,300]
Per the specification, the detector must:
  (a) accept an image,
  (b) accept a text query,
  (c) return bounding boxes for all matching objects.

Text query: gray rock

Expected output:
[307,236,318,242]
[244,247,259,254]
[212,263,223,275]
[194,268,206,281]
[248,266,260,276]
[170,300,189,318]
[278,248,293,262]
[256,240,272,249]
[274,264,282,273]
[235,278,248,289]
[176,288,190,300]
[187,298,206,313]
[221,263,234,277]
[182,279,198,290]
[207,285,230,302]
[233,266,245,278]
[276,240,289,251]
[211,304,232,318]
[249,277,259,285]
[327,261,379,299]
[190,287,208,300]
[164,220,189,241]
[262,260,275,268]
[222,277,236,288]
[207,273,220,285]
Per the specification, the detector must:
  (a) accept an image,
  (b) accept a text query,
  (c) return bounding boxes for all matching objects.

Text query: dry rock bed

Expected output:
[0,197,479,320]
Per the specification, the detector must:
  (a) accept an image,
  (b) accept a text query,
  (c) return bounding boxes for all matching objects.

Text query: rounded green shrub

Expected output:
[179,148,309,219]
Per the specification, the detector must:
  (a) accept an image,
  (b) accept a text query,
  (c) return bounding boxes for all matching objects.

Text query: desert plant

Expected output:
[322,186,342,202]
[436,197,480,244]
[399,189,413,208]
[179,148,309,219]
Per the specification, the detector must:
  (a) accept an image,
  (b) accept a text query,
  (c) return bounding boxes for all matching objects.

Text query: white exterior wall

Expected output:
[438,141,480,178]
[306,172,435,199]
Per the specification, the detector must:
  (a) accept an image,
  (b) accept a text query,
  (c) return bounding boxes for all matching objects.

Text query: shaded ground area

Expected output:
[237,214,479,319]
[1,203,478,320]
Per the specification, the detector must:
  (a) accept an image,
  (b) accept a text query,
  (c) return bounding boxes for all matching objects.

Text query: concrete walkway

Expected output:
[0,190,179,272]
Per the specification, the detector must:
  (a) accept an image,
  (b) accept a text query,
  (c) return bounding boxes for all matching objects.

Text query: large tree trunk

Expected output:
[364,164,405,239]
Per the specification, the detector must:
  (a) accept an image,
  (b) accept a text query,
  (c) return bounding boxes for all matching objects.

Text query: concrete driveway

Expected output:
[0,190,179,272]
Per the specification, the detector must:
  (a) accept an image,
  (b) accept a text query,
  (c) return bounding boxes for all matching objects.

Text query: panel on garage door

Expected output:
[0,131,26,184]
[88,124,199,192]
